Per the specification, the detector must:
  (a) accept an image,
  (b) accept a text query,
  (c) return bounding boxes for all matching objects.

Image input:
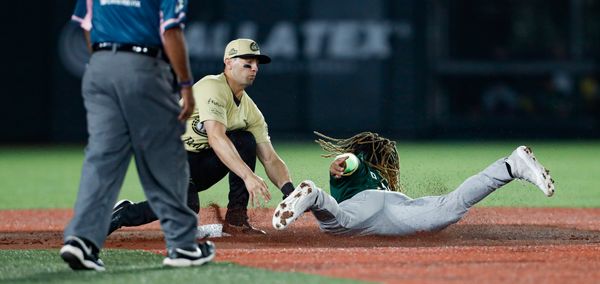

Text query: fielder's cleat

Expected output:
[60,236,105,271]
[272,181,318,230]
[506,146,555,197]
[107,199,134,236]
[163,241,216,267]
[222,222,266,235]
[224,208,266,235]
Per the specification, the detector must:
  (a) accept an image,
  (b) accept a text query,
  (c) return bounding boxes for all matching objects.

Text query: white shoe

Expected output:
[272,181,318,230]
[506,146,555,197]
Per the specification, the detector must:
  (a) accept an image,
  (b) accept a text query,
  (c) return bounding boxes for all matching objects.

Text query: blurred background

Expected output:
[2,0,599,143]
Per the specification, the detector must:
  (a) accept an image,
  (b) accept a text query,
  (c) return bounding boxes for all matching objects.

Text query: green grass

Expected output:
[0,141,599,209]
[0,141,598,283]
[0,249,362,284]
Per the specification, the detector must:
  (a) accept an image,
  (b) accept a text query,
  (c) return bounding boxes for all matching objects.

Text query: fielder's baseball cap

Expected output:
[223,38,271,64]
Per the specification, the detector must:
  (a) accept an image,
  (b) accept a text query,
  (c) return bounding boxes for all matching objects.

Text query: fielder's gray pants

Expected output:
[64,51,198,250]
[309,158,512,236]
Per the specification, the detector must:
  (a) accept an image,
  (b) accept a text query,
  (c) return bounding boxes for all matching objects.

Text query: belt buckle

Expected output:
[132,45,152,56]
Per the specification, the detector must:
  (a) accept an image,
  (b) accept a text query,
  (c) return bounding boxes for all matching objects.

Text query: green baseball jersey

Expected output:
[329,153,390,203]
[182,73,270,152]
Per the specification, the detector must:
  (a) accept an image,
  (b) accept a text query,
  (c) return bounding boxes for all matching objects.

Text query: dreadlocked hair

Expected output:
[314,131,401,192]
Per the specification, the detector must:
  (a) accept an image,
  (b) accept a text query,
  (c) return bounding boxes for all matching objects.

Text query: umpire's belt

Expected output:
[92,42,164,59]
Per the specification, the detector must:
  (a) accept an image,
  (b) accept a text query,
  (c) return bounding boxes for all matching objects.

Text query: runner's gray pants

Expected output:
[309,158,512,236]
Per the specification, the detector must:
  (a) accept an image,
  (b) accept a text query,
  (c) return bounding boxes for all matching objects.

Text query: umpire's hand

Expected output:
[178,86,196,122]
[178,86,195,121]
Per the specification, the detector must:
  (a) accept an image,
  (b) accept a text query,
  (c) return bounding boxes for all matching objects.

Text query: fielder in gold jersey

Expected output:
[108,39,295,235]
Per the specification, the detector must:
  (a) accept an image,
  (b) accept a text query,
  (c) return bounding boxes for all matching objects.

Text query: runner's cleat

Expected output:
[506,146,555,197]
[272,181,318,230]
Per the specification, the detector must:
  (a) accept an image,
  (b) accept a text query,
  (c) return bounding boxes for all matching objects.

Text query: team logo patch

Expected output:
[228,48,238,56]
[250,42,259,51]
[175,0,184,13]
[192,117,207,136]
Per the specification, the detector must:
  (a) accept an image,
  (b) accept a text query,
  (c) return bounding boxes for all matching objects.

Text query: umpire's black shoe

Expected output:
[107,199,134,236]
[163,241,216,267]
[60,236,105,271]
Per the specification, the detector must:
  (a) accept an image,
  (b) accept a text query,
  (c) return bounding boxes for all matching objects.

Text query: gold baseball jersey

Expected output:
[182,73,270,152]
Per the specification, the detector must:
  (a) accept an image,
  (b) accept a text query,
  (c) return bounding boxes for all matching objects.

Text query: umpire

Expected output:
[60,0,214,271]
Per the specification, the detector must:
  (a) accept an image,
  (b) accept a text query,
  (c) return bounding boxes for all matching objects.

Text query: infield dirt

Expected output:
[2,207,600,283]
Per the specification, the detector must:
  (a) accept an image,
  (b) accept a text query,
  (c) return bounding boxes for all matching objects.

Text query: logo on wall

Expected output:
[185,20,412,74]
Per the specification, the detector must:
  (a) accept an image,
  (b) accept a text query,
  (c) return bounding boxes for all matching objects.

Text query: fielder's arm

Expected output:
[256,142,292,189]
[204,120,271,206]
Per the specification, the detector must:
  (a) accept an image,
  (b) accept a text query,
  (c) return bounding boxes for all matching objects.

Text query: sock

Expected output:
[281,182,295,198]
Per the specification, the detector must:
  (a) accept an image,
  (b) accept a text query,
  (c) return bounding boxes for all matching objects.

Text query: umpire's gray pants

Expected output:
[64,51,198,250]
[309,158,512,236]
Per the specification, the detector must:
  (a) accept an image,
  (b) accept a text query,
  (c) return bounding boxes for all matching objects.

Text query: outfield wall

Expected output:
[1,0,598,143]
